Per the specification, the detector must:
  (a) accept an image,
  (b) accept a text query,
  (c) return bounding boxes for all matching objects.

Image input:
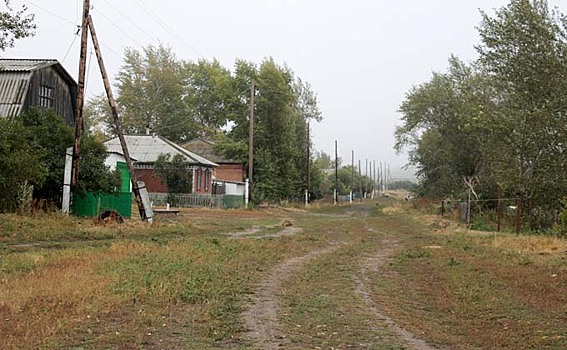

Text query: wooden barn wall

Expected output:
[24,67,76,127]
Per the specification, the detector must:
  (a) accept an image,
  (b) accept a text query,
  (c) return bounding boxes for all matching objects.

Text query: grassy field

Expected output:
[0,199,565,349]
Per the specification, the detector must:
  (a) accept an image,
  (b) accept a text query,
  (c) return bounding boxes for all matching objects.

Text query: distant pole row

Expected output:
[331,140,393,205]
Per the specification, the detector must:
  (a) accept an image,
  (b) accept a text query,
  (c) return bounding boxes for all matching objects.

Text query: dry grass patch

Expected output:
[491,234,567,256]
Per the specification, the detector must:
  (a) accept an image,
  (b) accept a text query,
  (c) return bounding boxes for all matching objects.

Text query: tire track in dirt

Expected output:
[356,237,443,350]
[241,243,341,350]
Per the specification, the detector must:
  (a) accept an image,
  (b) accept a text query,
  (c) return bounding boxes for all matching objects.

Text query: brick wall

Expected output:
[215,163,245,182]
[134,168,167,193]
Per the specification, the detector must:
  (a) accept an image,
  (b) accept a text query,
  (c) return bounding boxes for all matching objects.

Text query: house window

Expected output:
[205,169,210,190]
[197,168,202,191]
[39,85,54,108]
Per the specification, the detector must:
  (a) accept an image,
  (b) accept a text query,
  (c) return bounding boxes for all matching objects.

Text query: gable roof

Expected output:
[180,138,237,164]
[104,134,218,167]
[0,59,77,117]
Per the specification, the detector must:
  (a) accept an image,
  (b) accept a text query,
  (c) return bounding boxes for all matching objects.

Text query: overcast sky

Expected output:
[4,0,566,178]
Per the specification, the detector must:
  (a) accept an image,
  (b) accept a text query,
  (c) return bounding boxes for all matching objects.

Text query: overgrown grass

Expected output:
[2,202,565,349]
[370,212,567,349]
[0,208,313,349]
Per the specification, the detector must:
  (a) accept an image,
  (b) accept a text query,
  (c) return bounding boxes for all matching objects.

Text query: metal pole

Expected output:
[71,0,91,188]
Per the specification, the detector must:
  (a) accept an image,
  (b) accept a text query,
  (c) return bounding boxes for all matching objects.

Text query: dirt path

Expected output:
[355,238,441,350]
[241,244,341,349]
[226,226,304,240]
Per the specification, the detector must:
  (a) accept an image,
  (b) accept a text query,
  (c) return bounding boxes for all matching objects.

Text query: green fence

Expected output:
[223,195,244,209]
[72,192,132,218]
[71,161,133,218]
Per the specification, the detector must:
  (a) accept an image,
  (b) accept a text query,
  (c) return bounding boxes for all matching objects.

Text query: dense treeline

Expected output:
[396,0,567,231]
[87,49,322,202]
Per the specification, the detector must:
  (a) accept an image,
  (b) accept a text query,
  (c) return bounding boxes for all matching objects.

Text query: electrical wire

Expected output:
[130,0,204,58]
[23,0,76,25]
[99,0,157,43]
[92,7,145,48]
[84,48,94,96]
[61,31,79,64]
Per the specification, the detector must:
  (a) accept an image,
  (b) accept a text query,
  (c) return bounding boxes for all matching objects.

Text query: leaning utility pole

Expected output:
[88,16,149,221]
[248,79,255,202]
[71,0,91,188]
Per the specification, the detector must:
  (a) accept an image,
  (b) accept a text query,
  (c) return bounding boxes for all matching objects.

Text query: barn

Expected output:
[0,59,77,126]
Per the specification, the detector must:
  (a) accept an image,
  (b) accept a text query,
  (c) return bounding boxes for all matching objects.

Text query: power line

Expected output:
[99,0,157,43]
[130,0,204,58]
[23,0,76,25]
[92,7,146,48]
[61,29,81,64]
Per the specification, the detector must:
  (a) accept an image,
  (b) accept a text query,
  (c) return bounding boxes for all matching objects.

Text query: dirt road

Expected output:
[241,203,440,350]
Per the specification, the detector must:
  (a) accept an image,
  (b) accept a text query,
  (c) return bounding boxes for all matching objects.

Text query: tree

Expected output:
[0,1,35,50]
[219,58,322,202]
[87,44,194,142]
[154,154,193,205]
[476,0,567,228]
[0,109,119,212]
[0,118,46,212]
[396,56,491,198]
[184,59,237,137]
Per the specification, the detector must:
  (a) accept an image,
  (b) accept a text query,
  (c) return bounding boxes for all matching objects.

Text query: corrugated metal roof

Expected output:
[0,59,59,72]
[181,138,237,164]
[104,135,218,167]
[0,59,76,118]
[0,71,30,116]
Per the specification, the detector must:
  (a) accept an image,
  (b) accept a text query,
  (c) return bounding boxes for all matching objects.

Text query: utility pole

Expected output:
[380,161,384,192]
[351,150,354,203]
[334,140,338,205]
[88,16,149,221]
[306,121,310,205]
[248,79,255,202]
[358,159,363,201]
[373,161,376,198]
[365,159,368,198]
[71,0,91,188]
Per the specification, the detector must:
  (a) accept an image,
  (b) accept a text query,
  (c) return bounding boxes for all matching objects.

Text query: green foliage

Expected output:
[397,0,567,231]
[220,58,321,202]
[75,134,121,196]
[0,109,119,212]
[0,118,46,212]
[86,47,323,203]
[154,154,193,202]
[0,1,35,50]
[390,180,417,191]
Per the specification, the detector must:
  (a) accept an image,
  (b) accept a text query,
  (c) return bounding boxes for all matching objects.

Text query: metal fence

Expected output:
[148,193,245,209]
[442,198,521,233]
